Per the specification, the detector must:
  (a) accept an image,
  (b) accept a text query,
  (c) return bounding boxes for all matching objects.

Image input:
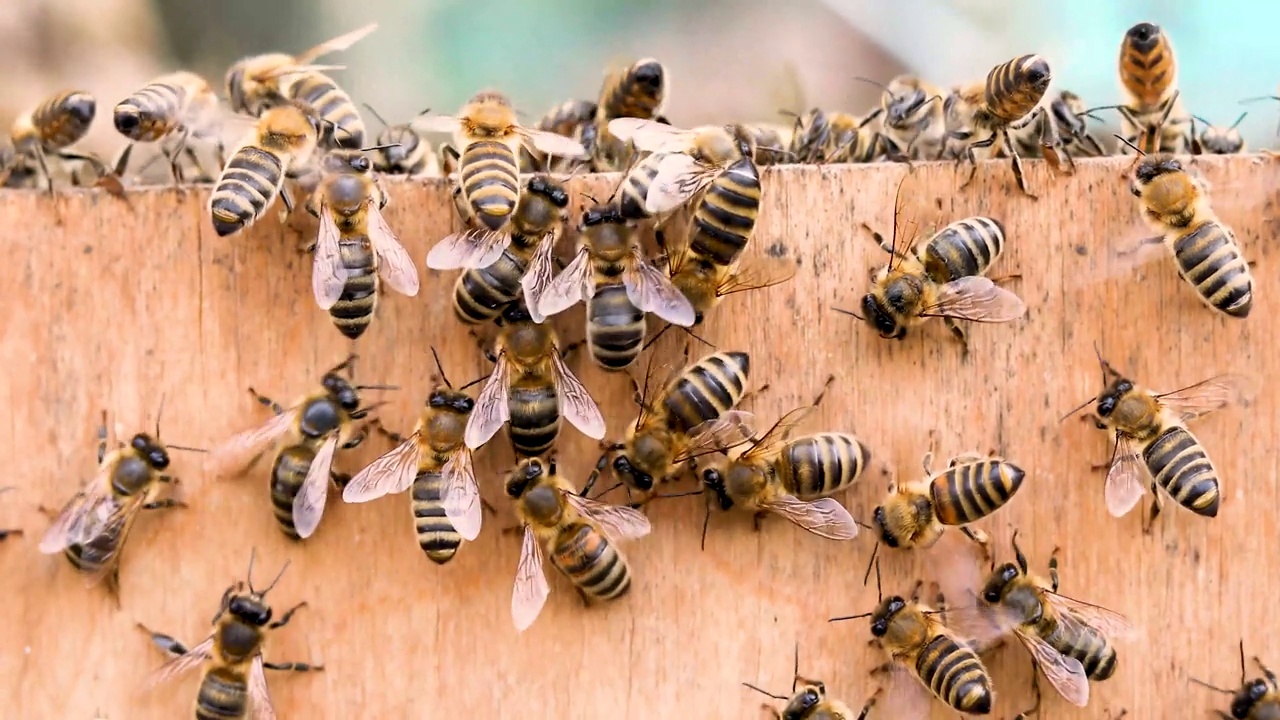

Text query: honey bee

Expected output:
[837,179,1025,353]
[744,645,875,720]
[466,300,606,457]
[593,58,667,171]
[1067,349,1257,531]
[418,91,587,267]
[4,89,115,193]
[506,455,652,632]
[138,550,323,719]
[733,122,793,166]
[945,54,1053,196]
[344,349,479,564]
[363,104,439,176]
[1005,90,1105,175]
[38,408,197,603]
[113,71,225,183]
[858,74,945,161]
[608,119,760,216]
[786,108,885,164]
[208,100,322,237]
[209,354,389,540]
[452,173,570,325]
[1122,140,1253,318]
[979,530,1135,715]
[700,376,866,542]
[520,98,598,173]
[1113,22,1192,154]
[306,147,420,340]
[538,203,696,370]
[1190,112,1248,155]
[1192,642,1280,720]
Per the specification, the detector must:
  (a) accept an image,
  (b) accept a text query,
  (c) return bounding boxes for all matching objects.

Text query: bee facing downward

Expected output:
[1191,641,1280,720]
[363,103,440,176]
[5,89,115,193]
[743,645,876,720]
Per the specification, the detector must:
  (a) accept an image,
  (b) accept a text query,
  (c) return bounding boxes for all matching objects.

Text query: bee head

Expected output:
[428,388,474,415]
[783,687,822,718]
[228,593,272,626]
[870,596,906,636]
[872,505,898,547]
[130,433,171,470]
[862,294,904,339]
[1096,380,1132,417]
[1125,22,1162,52]
[323,373,361,411]
[525,175,570,208]
[582,203,625,227]
[1231,679,1270,718]
[612,454,654,492]
[1134,155,1182,185]
[887,89,927,126]
[506,458,546,498]
[982,562,1020,603]
[631,59,664,91]
[700,467,733,510]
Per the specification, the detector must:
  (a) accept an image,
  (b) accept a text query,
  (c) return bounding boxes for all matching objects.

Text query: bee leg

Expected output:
[736,383,772,409]
[136,622,189,657]
[277,186,296,225]
[106,566,123,609]
[158,474,181,484]
[1048,546,1060,592]
[1142,484,1162,535]
[909,579,924,603]
[246,387,285,416]
[96,410,109,464]
[558,340,584,363]
[1253,657,1278,688]
[854,686,882,719]
[0,528,23,540]
[480,497,498,516]
[960,526,991,561]
[867,661,894,677]
[1116,235,1164,257]
[263,661,325,673]
[142,498,188,511]
[759,703,783,720]
[370,419,406,445]
[268,601,309,629]
[941,317,970,358]
[340,428,367,450]
[581,452,611,497]
[1013,660,1043,719]
[34,147,55,194]
[752,510,768,533]
[574,587,593,608]
[329,472,352,490]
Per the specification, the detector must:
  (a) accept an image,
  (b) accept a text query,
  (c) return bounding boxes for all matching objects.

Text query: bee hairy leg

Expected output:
[909,579,925,603]
[340,427,367,450]
[158,474,181,484]
[1142,484,1162,535]
[263,660,324,673]
[1048,547,1060,591]
[737,383,772,409]
[136,622,190,656]
[559,340,584,363]
[1012,659,1043,719]
[581,452,611,497]
[760,703,783,720]
[500,523,525,537]
[142,498,187,511]
[942,317,970,359]
[247,388,285,416]
[480,497,497,516]
[0,528,23,540]
[960,526,992,562]
[854,686,882,719]
[1253,657,1278,688]
[97,410,109,464]
[868,661,894,677]
[268,601,309,629]
[329,472,352,490]
[369,419,406,445]
[574,587,593,608]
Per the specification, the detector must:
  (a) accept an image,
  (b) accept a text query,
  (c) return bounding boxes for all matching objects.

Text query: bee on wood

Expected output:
[4,89,119,194]
[856,74,946,161]
[1192,641,1280,720]
[608,119,759,216]
[593,58,667,171]
[1190,112,1248,155]
[520,98,598,173]
[113,71,226,183]
[787,107,886,164]
[1004,90,1106,175]
[362,104,439,176]
[1113,22,1192,154]
[743,644,876,720]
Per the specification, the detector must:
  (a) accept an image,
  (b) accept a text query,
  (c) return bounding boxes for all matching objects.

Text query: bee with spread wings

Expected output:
[607,118,751,216]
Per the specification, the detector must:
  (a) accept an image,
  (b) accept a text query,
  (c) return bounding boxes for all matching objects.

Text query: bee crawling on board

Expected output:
[3,89,124,196]
[362,103,440,177]
[743,643,877,719]
[1191,641,1280,719]
[607,118,758,217]
[1003,89,1106,175]
[112,70,226,184]
[1189,112,1248,155]
[854,73,946,162]
[519,97,598,173]
[592,57,668,171]
[1108,22,1193,155]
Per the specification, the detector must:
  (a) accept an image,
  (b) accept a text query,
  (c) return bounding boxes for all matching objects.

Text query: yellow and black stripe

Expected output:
[31,90,96,149]
[1144,426,1221,517]
[113,82,184,142]
[1170,220,1253,318]
[1042,618,1118,681]
[290,72,365,149]
[452,234,539,325]
[507,383,560,458]
[209,147,284,237]
[983,54,1051,123]
[1119,22,1176,107]
[459,140,520,231]
[587,282,646,370]
[661,351,750,434]
[686,157,761,267]
[780,433,871,499]
[922,217,1005,283]
[411,471,462,564]
[916,634,994,714]
[930,458,1025,526]
[328,236,378,339]
[551,522,632,602]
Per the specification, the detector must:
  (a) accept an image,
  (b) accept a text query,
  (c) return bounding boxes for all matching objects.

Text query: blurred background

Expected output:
[0,0,1275,158]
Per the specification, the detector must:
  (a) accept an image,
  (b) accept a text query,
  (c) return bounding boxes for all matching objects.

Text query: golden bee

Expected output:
[1190,112,1248,155]
[465,300,606,457]
[4,89,114,193]
[744,647,875,720]
[362,104,439,176]
[1005,90,1105,175]
[607,119,757,216]
[593,57,667,171]
[786,108,885,164]
[1192,642,1280,720]
[520,98,598,173]
[506,455,652,632]
[138,551,323,719]
[733,122,794,166]
[112,71,225,183]
[859,74,945,161]
[306,147,420,340]
[1114,22,1192,154]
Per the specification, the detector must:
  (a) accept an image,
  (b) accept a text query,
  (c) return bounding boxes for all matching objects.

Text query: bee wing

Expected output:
[248,654,278,720]
[607,118,693,153]
[295,22,378,65]
[519,232,559,323]
[292,435,338,539]
[645,154,719,214]
[342,436,421,503]
[411,115,462,135]
[78,503,147,590]
[368,202,420,297]
[254,64,348,82]
[1156,373,1261,422]
[624,247,697,326]
[715,258,797,298]
[312,202,349,310]
[563,491,652,541]
[519,128,588,159]
[38,469,114,553]
[1104,435,1147,518]
[511,525,550,632]
[209,411,297,479]
[739,405,813,463]
[425,229,511,270]
[143,635,214,688]
[1045,592,1139,640]
[536,247,593,318]
[921,276,1027,323]
[441,448,482,541]
[676,411,758,461]
[464,355,511,449]
[759,495,859,540]
[1015,628,1090,707]
[551,350,607,440]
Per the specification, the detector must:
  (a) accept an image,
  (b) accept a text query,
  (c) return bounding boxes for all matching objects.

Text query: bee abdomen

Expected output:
[507,384,560,457]
[783,433,871,499]
[460,140,519,231]
[1144,426,1220,517]
[923,216,1005,282]
[587,283,645,371]
[34,90,96,149]
[270,446,313,539]
[601,61,665,120]
[411,471,462,564]
[984,54,1050,123]
[210,147,283,236]
[916,635,993,714]
[551,522,632,602]
[1120,23,1175,106]
[290,72,364,149]
[619,161,658,221]
[664,351,750,433]
[1171,220,1252,318]
[931,459,1025,526]
[688,158,761,267]
[452,249,527,324]
[1046,622,1118,681]
[195,668,249,720]
[115,83,184,141]
[326,237,378,339]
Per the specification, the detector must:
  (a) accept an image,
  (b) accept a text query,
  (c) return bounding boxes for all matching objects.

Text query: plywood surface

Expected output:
[1,156,1275,719]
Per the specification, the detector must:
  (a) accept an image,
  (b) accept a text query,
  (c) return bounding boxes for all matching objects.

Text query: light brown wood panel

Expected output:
[1,156,1275,720]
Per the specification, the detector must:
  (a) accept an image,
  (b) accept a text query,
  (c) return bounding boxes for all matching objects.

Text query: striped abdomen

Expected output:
[209,147,283,237]
[662,351,750,434]
[411,471,462,564]
[269,444,315,539]
[1143,426,1221,517]
[460,140,519,231]
[1040,616,1118,681]
[619,155,661,221]
[550,522,632,603]
[598,59,665,121]
[1170,220,1252,318]
[507,382,560,457]
[687,157,761,267]
[778,433,871,499]
[1119,22,1176,107]
[328,236,378,339]
[452,238,534,324]
[984,54,1051,123]
[32,90,96,149]
[289,72,364,149]
[114,82,186,141]
[916,634,994,714]
[922,216,1005,283]
[587,282,645,371]
[195,667,249,720]
[63,511,127,576]
[522,99,597,172]
[930,459,1025,526]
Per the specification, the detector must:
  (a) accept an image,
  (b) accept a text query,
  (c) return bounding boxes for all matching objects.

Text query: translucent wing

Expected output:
[254,64,348,82]
[520,232,558,323]
[520,128,588,159]
[1104,435,1147,518]
[1016,628,1090,707]
[922,276,1027,323]
[464,355,511,449]
[760,495,858,540]
[564,492,652,541]
[78,504,146,590]
[311,203,348,310]
[39,467,115,554]
[209,411,296,479]
[292,435,338,539]
[368,202,420,296]
[739,405,812,463]
[144,635,214,688]
[607,118,694,153]
[624,247,697,326]
[674,411,758,461]
[441,448,481,541]
[425,230,511,270]
[716,259,797,298]
[551,351,606,440]
[248,654,278,720]
[1046,593,1138,640]
[341,437,420,503]
[412,115,462,135]
[511,525,550,632]
[1157,374,1261,422]
[295,22,378,64]
[536,248,593,318]
[645,154,719,214]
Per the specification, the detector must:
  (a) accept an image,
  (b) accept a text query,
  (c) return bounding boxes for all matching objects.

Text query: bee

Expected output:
[858,74,946,161]
[1068,349,1257,530]
[792,108,886,164]
[743,645,876,720]
[306,147,421,340]
[38,408,196,604]
[700,376,865,542]
[138,550,322,719]
[1005,90,1105,175]
[593,58,667,171]
[538,203,696,370]
[344,349,479,564]
[5,89,112,193]
[506,455,652,632]
[733,122,793,166]
[946,54,1053,197]
[466,300,606,457]
[1122,141,1253,318]
[1190,112,1248,155]
[113,71,225,183]
[837,179,1025,353]
[209,354,389,540]
[979,530,1135,714]
[452,173,570,326]
[418,91,587,266]
[1192,642,1280,720]
[208,100,323,238]
[1114,22,1192,154]
[520,98,598,173]
[362,104,439,176]
[224,22,378,148]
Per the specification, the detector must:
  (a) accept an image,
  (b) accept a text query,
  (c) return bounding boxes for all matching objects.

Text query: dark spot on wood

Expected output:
[1074,245,1088,256]
[767,241,787,258]
[83,245,93,254]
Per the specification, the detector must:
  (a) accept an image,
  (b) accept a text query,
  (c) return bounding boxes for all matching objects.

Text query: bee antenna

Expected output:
[1230,111,1249,130]
[361,103,389,129]
[699,500,712,551]
[355,384,399,392]
[261,558,291,596]
[741,682,789,702]
[588,480,624,501]
[1238,95,1280,105]
[1083,103,1123,115]
[851,75,892,95]
[166,444,209,454]
[874,555,882,600]
[827,611,873,623]
[831,305,865,322]
[1191,114,1214,129]
[459,375,487,392]
[650,489,702,500]
[678,325,716,350]
[1112,134,1145,155]
[861,540,880,586]
[154,392,166,440]
[1057,396,1095,423]
[245,547,258,594]
[359,143,402,153]
[1188,676,1234,694]
[580,193,600,205]
[429,346,452,388]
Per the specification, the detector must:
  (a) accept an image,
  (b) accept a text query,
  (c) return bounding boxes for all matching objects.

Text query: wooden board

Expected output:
[1,155,1273,719]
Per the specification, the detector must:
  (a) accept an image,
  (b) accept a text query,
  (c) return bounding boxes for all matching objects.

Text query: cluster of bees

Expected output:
[1,15,1273,720]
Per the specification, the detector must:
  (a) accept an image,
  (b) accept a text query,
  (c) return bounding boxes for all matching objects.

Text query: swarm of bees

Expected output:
[6,16,1271,720]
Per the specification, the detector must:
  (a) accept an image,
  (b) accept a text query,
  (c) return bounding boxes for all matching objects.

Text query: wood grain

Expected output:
[1,155,1275,720]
